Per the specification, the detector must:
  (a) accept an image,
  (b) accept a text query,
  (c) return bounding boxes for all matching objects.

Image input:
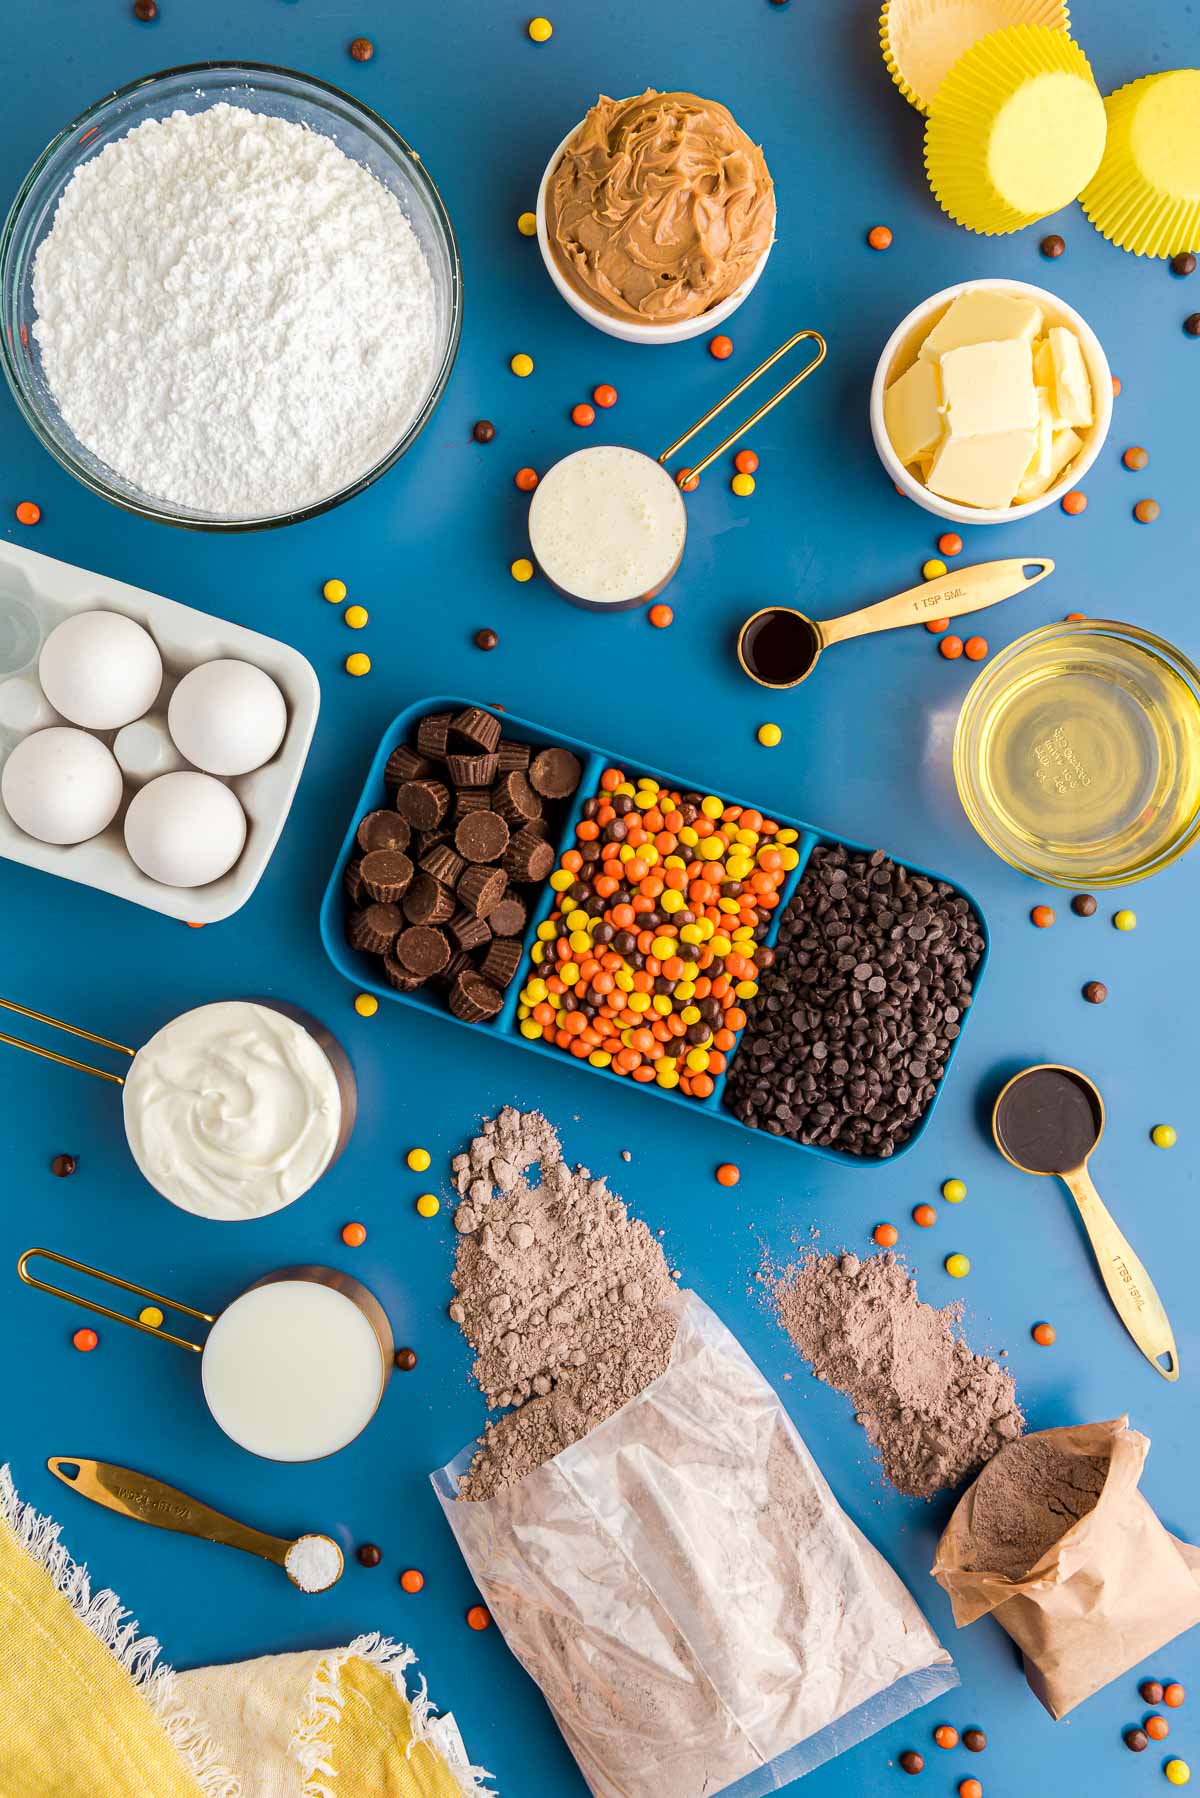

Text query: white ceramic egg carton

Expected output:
[0,541,319,922]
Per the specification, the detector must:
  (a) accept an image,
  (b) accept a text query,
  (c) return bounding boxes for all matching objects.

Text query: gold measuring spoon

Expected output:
[737,557,1055,689]
[47,1456,344,1592]
[992,1063,1179,1381]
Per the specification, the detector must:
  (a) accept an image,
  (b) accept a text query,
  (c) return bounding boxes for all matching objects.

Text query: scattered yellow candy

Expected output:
[1165,1761,1190,1787]
[1113,908,1137,931]
[517,211,537,236]
[942,1178,967,1203]
[757,722,782,747]
[511,558,534,582]
[527,15,553,40]
[510,352,534,377]
[406,1148,431,1172]
[1152,1124,1177,1149]
[345,604,368,629]
[923,558,948,580]
[354,993,378,1017]
[945,1253,971,1278]
[731,472,756,497]
[139,1306,164,1329]
[415,1193,440,1218]
[323,578,347,603]
[345,652,371,676]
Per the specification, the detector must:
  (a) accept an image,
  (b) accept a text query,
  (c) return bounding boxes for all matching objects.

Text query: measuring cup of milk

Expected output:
[527,328,826,611]
[18,1249,394,1461]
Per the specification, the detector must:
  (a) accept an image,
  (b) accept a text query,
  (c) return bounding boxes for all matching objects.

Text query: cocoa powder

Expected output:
[957,1434,1109,1577]
[765,1249,1023,1499]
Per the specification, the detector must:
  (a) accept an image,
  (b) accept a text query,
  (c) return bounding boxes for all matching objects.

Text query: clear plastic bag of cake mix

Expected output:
[432,1291,956,1798]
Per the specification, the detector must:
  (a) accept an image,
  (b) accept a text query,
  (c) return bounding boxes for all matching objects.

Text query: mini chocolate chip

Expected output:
[1172,252,1197,277]
[472,419,496,443]
[474,628,499,650]
[1125,1728,1149,1752]
[1071,893,1098,917]
[898,1750,924,1774]
[50,1153,77,1177]
[395,1347,418,1371]
[1083,980,1108,1004]
[357,1543,382,1567]
[1041,233,1066,258]
[962,1728,986,1752]
[1141,1681,1165,1704]
[1186,313,1200,337]
[349,36,374,59]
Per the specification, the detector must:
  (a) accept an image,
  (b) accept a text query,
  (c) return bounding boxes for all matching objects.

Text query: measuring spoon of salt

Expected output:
[47,1456,344,1592]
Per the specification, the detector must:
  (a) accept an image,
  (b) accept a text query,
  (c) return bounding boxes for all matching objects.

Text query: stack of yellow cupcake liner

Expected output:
[880,0,1070,115]
[1080,71,1200,257]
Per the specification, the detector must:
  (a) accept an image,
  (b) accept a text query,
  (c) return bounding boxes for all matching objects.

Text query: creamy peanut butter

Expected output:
[546,90,775,325]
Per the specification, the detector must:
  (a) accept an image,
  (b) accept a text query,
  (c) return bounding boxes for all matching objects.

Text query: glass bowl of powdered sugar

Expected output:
[0,63,462,530]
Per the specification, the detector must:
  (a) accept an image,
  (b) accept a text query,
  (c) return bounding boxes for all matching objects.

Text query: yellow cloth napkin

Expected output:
[0,1468,490,1798]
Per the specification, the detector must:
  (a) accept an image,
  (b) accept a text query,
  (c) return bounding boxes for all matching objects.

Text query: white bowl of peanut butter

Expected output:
[536,91,776,345]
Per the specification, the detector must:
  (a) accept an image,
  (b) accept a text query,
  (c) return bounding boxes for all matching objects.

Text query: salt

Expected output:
[284,1533,343,1593]
[32,104,438,516]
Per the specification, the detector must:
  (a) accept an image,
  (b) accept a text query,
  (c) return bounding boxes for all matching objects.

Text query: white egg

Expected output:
[168,659,287,776]
[124,771,247,886]
[1,727,124,845]
[39,611,162,730]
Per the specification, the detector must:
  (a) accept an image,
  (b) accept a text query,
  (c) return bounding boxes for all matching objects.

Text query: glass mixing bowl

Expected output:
[953,620,1200,887]
[0,63,462,531]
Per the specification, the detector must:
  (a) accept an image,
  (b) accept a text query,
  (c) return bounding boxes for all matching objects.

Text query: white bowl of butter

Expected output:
[870,279,1112,525]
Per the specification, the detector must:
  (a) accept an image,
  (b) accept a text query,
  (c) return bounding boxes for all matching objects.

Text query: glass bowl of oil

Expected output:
[954,620,1200,887]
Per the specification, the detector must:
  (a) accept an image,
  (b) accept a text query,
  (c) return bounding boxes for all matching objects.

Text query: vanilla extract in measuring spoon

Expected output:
[738,609,819,684]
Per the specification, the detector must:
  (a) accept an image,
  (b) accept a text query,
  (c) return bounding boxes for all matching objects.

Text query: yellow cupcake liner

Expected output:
[1080,70,1200,258]
[925,25,1107,235]
[880,0,1069,115]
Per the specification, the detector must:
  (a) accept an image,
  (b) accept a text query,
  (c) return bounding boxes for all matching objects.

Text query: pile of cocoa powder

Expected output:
[765,1249,1023,1499]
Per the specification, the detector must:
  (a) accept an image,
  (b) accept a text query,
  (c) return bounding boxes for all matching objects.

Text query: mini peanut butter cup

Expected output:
[383,951,426,992]
[416,711,454,759]
[396,779,450,830]
[450,909,492,951]
[348,902,403,955]
[441,948,472,987]
[455,788,491,816]
[454,810,510,864]
[343,855,366,904]
[451,706,502,754]
[357,809,411,854]
[447,751,500,787]
[458,864,507,918]
[480,937,522,989]
[496,738,531,772]
[403,872,456,926]
[397,925,451,977]
[449,969,504,1022]
[529,746,582,799]
[385,745,434,789]
[361,848,414,902]
[421,842,465,885]
[493,769,542,824]
[504,828,555,882]
[487,894,527,937]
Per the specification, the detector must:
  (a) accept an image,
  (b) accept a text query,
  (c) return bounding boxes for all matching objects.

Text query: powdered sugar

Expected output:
[32,103,439,516]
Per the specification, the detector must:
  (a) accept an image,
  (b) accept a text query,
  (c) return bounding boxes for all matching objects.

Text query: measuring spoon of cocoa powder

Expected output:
[992,1063,1179,1381]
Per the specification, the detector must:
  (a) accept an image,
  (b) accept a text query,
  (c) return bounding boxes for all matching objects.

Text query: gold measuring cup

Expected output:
[736,558,1055,689]
[527,328,827,611]
[992,1063,1179,1381]
[18,1249,395,1458]
[47,1456,344,1593]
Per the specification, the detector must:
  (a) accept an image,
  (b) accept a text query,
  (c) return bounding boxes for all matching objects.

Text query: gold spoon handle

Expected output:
[47,1457,290,1567]
[1061,1168,1180,1380]
[818,557,1054,649]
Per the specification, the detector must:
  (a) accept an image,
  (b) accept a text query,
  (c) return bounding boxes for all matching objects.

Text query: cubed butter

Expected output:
[1017,422,1082,501]
[927,428,1038,510]
[1047,325,1093,428]
[919,289,1043,362]
[939,338,1039,438]
[884,358,943,467]
[1033,337,1055,389]
[1019,389,1058,496]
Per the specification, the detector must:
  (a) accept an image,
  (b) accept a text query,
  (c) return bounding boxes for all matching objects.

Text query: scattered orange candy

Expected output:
[1032,1322,1057,1345]
[709,334,733,360]
[400,1568,425,1593]
[514,467,539,491]
[1166,1684,1186,1708]
[867,224,893,250]
[593,383,617,408]
[939,636,964,660]
[1134,498,1160,523]
[964,636,988,661]
[873,1223,899,1248]
[1065,612,1086,621]
[73,1328,99,1352]
[938,532,963,556]
[341,1221,367,1247]
[648,603,673,628]
[1147,1715,1171,1741]
[959,1783,983,1798]
[572,402,595,427]
[934,1725,959,1750]
[15,501,41,526]
[734,449,759,475]
[676,467,700,492]
[1062,490,1088,515]
[913,1204,937,1228]
[466,1604,491,1631]
[716,1164,740,1187]
[1123,446,1148,470]
[1112,374,1122,396]
[925,618,949,634]
[1030,904,1055,928]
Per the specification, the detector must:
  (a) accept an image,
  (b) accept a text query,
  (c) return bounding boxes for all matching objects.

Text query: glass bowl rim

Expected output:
[0,59,463,533]
[952,617,1200,888]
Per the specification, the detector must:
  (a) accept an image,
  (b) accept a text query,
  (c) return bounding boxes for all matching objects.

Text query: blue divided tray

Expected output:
[319,696,990,1166]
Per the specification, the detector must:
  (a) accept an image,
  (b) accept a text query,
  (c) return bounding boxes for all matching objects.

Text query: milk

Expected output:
[528,445,686,606]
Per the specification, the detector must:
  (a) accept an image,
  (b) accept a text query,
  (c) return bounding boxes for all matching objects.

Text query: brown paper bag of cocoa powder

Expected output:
[932,1417,1200,1719]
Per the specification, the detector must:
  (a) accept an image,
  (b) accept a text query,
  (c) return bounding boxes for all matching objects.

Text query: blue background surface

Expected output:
[1,3,1198,1794]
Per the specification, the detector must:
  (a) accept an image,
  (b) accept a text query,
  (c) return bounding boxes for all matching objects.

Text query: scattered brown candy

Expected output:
[50,1154,77,1177]
[1143,1681,1166,1705]
[132,0,157,16]
[474,628,498,651]
[357,1543,382,1567]
[349,36,375,59]
[962,1729,987,1753]
[1173,252,1197,277]
[1072,893,1098,917]
[395,1347,418,1371]
[1083,980,1108,1004]
[898,1750,924,1774]
[1185,314,1200,337]
[1126,1728,1150,1752]
[472,420,496,443]
[1041,233,1066,258]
